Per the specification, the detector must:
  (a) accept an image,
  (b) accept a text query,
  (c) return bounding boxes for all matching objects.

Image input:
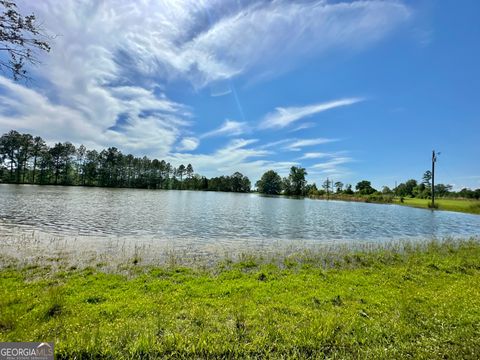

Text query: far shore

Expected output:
[305,193,480,215]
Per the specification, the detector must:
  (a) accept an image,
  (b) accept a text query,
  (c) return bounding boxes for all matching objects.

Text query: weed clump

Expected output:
[428,201,439,209]
[331,295,343,306]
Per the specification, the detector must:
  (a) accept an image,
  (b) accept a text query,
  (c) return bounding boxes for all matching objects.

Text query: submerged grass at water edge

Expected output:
[0,238,479,359]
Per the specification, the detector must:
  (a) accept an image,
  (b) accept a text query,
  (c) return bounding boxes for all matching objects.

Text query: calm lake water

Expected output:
[1,184,479,250]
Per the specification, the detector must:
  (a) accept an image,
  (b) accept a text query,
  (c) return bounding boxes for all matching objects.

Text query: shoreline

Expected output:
[1,238,479,358]
[307,194,480,215]
[1,235,479,272]
[1,226,479,270]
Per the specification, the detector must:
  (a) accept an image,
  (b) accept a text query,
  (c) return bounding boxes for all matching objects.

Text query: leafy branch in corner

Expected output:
[0,0,51,81]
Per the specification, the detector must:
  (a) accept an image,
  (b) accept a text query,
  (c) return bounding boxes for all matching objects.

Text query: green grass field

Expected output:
[1,239,480,359]
[393,197,480,215]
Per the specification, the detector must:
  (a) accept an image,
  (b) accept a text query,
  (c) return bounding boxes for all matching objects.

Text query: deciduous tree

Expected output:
[334,181,344,193]
[256,170,282,195]
[286,166,307,196]
[355,180,376,195]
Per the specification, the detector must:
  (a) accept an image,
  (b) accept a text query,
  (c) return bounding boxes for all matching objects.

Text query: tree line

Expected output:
[0,130,250,192]
[2,129,479,200]
[255,168,371,197]
[383,171,479,200]
[256,167,480,200]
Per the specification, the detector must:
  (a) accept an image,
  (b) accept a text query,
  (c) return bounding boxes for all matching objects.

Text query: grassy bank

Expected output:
[393,197,480,215]
[308,193,480,215]
[1,239,480,359]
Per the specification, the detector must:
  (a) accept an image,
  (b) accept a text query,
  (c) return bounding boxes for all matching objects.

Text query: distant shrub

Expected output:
[364,194,393,203]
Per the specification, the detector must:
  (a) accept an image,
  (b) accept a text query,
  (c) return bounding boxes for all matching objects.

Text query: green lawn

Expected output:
[393,197,480,215]
[1,239,480,359]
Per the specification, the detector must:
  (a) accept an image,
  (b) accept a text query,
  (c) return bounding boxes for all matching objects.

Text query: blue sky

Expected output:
[0,0,479,189]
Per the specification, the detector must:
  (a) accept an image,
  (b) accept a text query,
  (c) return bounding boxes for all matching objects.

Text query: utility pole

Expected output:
[431,150,438,207]
[327,177,329,200]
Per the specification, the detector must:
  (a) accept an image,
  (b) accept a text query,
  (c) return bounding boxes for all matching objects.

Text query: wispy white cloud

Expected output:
[165,0,411,86]
[299,150,350,160]
[259,98,363,129]
[0,77,187,157]
[299,152,331,160]
[0,77,101,147]
[306,156,354,184]
[286,138,338,151]
[258,139,294,150]
[312,157,353,170]
[289,122,316,132]
[177,137,199,152]
[201,120,249,138]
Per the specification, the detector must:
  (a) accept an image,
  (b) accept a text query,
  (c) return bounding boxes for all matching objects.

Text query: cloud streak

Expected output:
[201,120,249,138]
[312,157,353,170]
[299,152,332,160]
[259,98,364,129]
[286,138,338,151]
[177,137,199,152]
[306,156,354,184]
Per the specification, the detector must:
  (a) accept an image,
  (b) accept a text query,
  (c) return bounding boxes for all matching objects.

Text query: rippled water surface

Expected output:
[1,184,479,248]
